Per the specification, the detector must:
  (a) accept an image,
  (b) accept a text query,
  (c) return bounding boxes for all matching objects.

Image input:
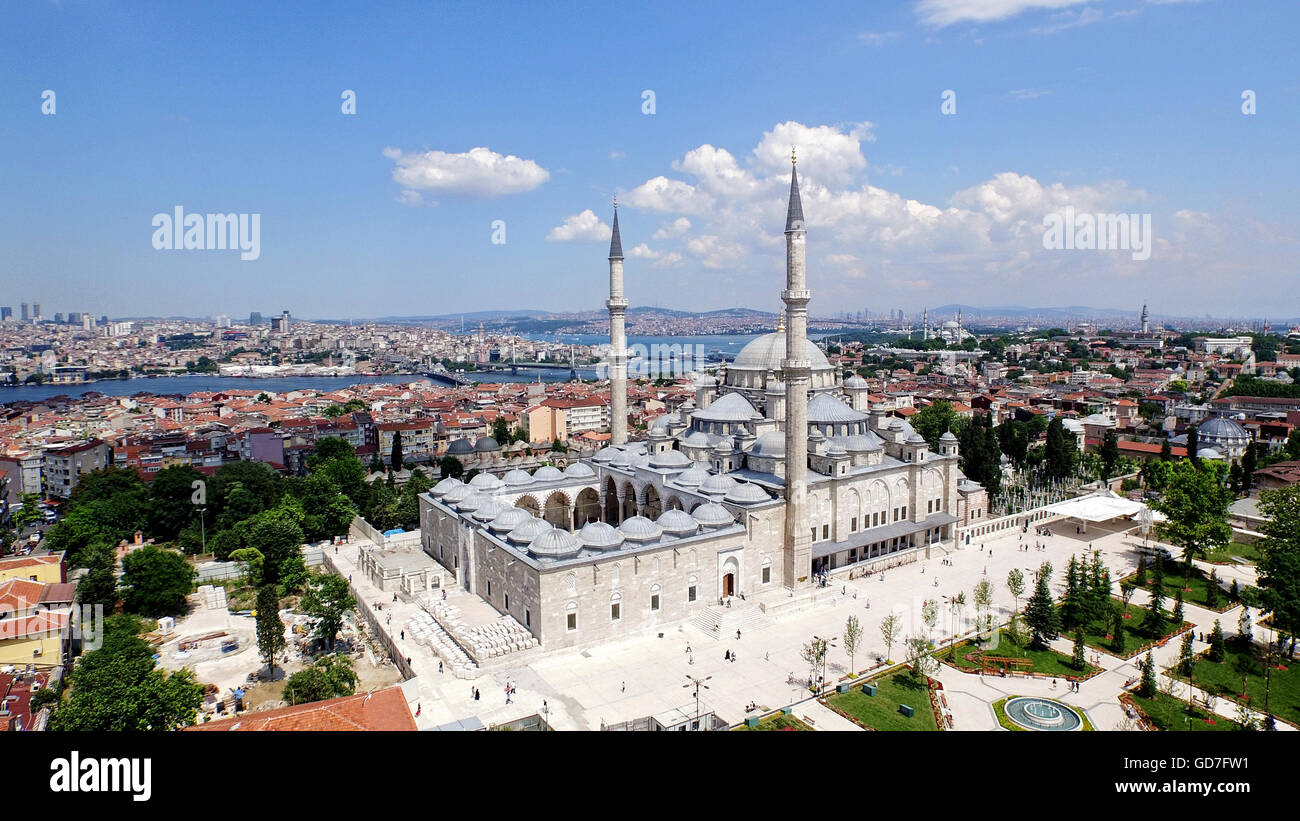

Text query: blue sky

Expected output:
[2,0,1296,321]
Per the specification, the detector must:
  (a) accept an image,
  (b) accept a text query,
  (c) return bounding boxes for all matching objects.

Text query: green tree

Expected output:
[913,401,962,449]
[301,573,356,650]
[1207,619,1226,662]
[879,612,901,662]
[390,431,404,471]
[1060,555,1084,630]
[147,464,206,542]
[119,545,196,617]
[238,507,304,588]
[1111,606,1127,654]
[1024,563,1059,649]
[48,615,203,731]
[1071,629,1087,671]
[1006,567,1026,613]
[1099,429,1120,481]
[843,614,863,674]
[283,653,358,705]
[1138,650,1158,697]
[76,540,118,610]
[1144,580,1167,635]
[1241,442,1258,492]
[1186,424,1200,468]
[255,585,286,678]
[1256,485,1300,654]
[1172,587,1185,624]
[438,455,464,480]
[492,417,511,444]
[1044,416,1076,480]
[1178,632,1195,676]
[1150,460,1233,579]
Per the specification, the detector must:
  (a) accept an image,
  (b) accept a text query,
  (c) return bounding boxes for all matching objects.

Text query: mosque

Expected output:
[420,156,989,649]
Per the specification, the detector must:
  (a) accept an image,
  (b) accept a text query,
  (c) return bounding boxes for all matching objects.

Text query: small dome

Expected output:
[724,482,770,504]
[939,431,958,442]
[906,433,926,445]
[564,462,596,478]
[471,499,507,521]
[611,450,634,468]
[446,438,474,455]
[469,472,504,490]
[489,507,532,532]
[507,517,550,544]
[749,431,786,457]
[456,490,488,512]
[673,463,711,487]
[692,502,735,528]
[620,515,664,542]
[827,443,848,456]
[834,432,883,452]
[845,375,869,389]
[692,392,762,423]
[578,521,625,551]
[529,527,582,559]
[656,508,700,535]
[474,436,502,452]
[431,477,463,496]
[502,468,534,487]
[593,447,616,463]
[532,465,564,481]
[442,483,472,504]
[699,474,739,495]
[650,449,692,469]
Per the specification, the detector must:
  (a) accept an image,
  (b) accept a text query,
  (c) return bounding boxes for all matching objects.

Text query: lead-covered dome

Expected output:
[730,331,832,374]
[620,515,663,542]
[692,502,735,528]
[532,465,564,481]
[432,477,463,496]
[490,507,533,533]
[656,508,700,536]
[503,468,534,487]
[507,517,550,545]
[529,527,582,559]
[724,482,771,504]
[578,521,625,551]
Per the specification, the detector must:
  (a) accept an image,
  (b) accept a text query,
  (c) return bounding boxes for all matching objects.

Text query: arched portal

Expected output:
[603,477,619,523]
[620,482,637,521]
[643,485,662,520]
[543,491,572,530]
[515,495,540,517]
[574,487,601,528]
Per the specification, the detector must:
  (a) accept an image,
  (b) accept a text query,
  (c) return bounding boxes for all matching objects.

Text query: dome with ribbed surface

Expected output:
[564,462,596,478]
[656,508,700,536]
[529,527,582,559]
[730,331,832,375]
[724,482,771,504]
[578,521,625,551]
[699,474,739,495]
[650,449,692,469]
[611,450,634,468]
[807,393,870,425]
[432,477,463,496]
[532,465,564,481]
[507,517,550,545]
[692,391,762,423]
[692,502,735,528]
[619,515,663,542]
[749,431,786,457]
[503,468,534,487]
[469,472,504,490]
[471,499,507,521]
[442,483,472,504]
[672,463,711,487]
[446,438,474,455]
[456,490,488,511]
[489,507,532,533]
[593,447,616,463]
[474,436,501,452]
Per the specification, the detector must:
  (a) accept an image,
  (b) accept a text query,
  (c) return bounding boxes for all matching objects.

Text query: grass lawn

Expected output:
[1069,599,1190,659]
[1206,541,1263,565]
[1127,692,1235,732]
[824,671,940,731]
[1121,558,1236,610]
[1170,638,1300,727]
[947,630,1098,678]
[733,713,815,731]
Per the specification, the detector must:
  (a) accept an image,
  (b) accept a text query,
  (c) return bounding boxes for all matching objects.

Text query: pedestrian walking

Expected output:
[725,650,731,661]
[736,629,742,640]
[439,660,444,674]
[400,630,405,641]
[621,681,625,692]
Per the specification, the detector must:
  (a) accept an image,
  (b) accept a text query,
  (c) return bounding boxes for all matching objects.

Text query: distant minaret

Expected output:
[782,149,812,590]
[1140,304,1150,335]
[607,198,629,446]
[922,308,929,341]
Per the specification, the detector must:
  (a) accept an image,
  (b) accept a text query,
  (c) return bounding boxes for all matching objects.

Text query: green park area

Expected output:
[1205,541,1263,565]
[947,630,1097,678]
[1127,693,1234,732]
[1121,557,1238,611]
[824,670,941,731]
[733,712,814,731]
[1070,599,1190,659]
[1171,638,1300,728]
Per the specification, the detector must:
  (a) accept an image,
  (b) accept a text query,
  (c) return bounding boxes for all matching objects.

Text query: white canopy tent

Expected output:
[1041,490,1165,533]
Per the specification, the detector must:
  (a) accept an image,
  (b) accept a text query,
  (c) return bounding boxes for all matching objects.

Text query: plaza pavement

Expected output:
[327,521,1289,732]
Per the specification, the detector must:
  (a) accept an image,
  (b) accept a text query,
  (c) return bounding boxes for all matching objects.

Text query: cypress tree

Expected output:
[1111,606,1128,655]
[1178,632,1195,676]
[1159,437,1172,462]
[1138,649,1158,697]
[1024,564,1060,649]
[1186,424,1200,469]
[1144,582,1166,635]
[1205,569,1221,608]
[1072,629,1087,671]
[1135,556,1148,587]
[1172,587,1185,624]
[1061,555,1083,629]
[1208,619,1226,662]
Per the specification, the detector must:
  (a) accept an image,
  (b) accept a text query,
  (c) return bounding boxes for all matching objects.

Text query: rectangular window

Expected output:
[487,581,492,597]
[902,506,907,519]
[688,586,697,602]
[822,524,829,540]
[762,566,771,584]
[611,603,621,621]
[567,613,577,631]
[651,594,660,611]
[851,517,858,531]
[504,593,509,610]
[811,527,817,542]
[526,610,531,628]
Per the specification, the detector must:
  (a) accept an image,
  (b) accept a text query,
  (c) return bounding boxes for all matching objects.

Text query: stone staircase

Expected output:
[689,601,772,637]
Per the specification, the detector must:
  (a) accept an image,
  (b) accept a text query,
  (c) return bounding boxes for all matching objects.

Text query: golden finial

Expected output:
[777,310,786,333]
[612,194,618,209]
[791,146,797,166]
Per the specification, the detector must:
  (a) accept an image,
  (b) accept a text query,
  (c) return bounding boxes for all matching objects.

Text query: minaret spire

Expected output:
[781,150,812,590]
[607,198,628,446]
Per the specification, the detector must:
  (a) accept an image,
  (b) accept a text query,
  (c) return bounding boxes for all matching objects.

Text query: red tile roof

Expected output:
[187,686,416,732]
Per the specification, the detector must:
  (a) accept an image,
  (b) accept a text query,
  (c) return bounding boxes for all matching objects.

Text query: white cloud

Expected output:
[609,150,626,159]
[859,31,901,46]
[382,146,549,198]
[652,217,692,240]
[1008,88,1054,100]
[622,176,714,214]
[546,209,611,243]
[1029,6,1104,34]
[915,0,1092,27]
[628,243,684,268]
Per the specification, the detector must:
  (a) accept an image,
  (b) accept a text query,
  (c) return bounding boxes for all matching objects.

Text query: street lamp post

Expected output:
[683,674,711,730]
[198,507,207,555]
[813,635,837,695]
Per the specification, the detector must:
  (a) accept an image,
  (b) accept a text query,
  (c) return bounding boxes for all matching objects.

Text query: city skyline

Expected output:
[3,1,1297,318]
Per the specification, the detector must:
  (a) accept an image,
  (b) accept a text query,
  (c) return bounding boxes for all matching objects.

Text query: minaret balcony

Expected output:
[606,298,629,310]
[781,289,810,304]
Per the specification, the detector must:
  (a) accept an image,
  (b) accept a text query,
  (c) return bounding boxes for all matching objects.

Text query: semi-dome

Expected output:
[656,508,700,536]
[619,515,663,542]
[691,392,762,423]
[532,465,564,481]
[431,477,463,496]
[471,499,507,521]
[835,432,883,452]
[489,507,533,532]
[749,431,786,457]
[650,449,692,469]
[724,482,771,504]
[730,331,833,374]
[446,438,474,455]
[578,521,625,551]
[503,468,534,487]
[507,517,550,544]
[528,527,582,559]
[699,474,739,495]
[469,472,504,490]
[692,502,735,528]
[807,393,870,425]
[673,463,711,487]
[474,436,502,452]
[564,462,596,478]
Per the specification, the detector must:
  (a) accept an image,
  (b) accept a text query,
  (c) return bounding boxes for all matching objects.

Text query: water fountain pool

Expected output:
[1003,697,1084,731]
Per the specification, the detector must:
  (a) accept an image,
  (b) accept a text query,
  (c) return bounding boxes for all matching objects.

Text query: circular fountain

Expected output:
[1003,697,1084,731]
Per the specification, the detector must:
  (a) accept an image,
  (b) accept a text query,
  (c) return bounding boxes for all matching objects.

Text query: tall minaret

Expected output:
[607,198,629,446]
[782,149,812,589]
[922,307,929,341]
[1140,303,1150,335]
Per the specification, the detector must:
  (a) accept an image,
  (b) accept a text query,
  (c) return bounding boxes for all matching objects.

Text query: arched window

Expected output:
[610,591,622,622]
[565,601,578,632]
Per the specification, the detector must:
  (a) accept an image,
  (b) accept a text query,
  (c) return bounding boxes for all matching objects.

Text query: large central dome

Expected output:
[730,330,832,373]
